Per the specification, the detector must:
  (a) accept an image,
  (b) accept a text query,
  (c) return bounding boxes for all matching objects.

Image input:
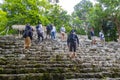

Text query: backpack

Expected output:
[46,25,52,31]
[46,25,51,31]
[36,25,39,30]
[23,30,29,38]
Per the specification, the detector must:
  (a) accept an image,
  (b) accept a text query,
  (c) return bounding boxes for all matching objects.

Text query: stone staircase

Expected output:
[0,35,120,80]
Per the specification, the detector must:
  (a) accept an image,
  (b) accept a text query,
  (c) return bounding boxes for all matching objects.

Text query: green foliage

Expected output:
[42,73,52,80]
[0,0,72,35]
[72,0,93,37]
[0,57,7,65]
[65,26,72,33]
[76,28,86,35]
[73,0,120,41]
[74,0,93,19]
[105,27,118,41]
[1,0,119,38]
[0,10,8,33]
[95,0,120,41]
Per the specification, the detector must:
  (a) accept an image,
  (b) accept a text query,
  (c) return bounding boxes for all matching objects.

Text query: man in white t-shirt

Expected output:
[99,30,105,46]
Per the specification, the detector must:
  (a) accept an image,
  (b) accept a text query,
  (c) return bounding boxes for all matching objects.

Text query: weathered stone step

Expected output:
[1,72,120,80]
[1,53,118,58]
[76,60,118,66]
[1,61,75,67]
[0,73,67,80]
[0,68,65,74]
[0,35,120,79]
[21,57,69,61]
[0,73,43,80]
[67,78,120,80]
[0,57,71,65]
[2,62,119,71]
[0,66,110,74]
[67,78,101,80]
[1,63,76,69]
[25,54,52,57]
[13,60,72,64]
[66,72,120,79]
[81,62,119,67]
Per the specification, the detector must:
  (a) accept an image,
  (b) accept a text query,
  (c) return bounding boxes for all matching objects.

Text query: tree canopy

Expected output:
[0,0,72,34]
[72,0,120,41]
[0,0,120,41]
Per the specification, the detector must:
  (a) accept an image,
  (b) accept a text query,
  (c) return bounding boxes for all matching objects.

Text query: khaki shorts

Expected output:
[61,32,65,36]
[24,37,31,49]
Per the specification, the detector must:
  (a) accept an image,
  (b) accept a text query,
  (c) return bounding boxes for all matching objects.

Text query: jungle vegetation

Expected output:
[0,0,120,41]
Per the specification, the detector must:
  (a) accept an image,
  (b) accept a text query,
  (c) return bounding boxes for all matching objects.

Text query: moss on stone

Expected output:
[0,57,7,65]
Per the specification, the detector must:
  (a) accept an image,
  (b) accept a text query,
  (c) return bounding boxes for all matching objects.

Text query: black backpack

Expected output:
[47,25,52,31]
[23,30,29,38]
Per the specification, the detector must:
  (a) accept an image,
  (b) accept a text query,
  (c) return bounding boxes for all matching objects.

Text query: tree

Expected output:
[1,0,53,26]
[74,0,93,20]
[1,0,71,33]
[0,10,8,33]
[73,0,120,41]
[96,0,120,40]
[72,0,93,35]
[45,4,71,31]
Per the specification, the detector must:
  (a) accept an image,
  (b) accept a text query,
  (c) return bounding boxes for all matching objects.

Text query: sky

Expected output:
[58,0,96,14]
[58,0,81,14]
[0,0,3,3]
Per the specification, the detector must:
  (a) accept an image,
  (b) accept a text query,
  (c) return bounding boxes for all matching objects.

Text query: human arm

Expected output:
[76,35,79,45]
[67,34,70,47]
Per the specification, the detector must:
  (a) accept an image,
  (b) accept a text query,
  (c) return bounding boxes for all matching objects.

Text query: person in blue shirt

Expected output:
[51,24,56,40]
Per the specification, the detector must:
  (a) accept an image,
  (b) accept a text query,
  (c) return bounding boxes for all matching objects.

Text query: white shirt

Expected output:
[99,32,104,38]
[51,26,56,32]
[37,24,44,33]
[60,27,65,32]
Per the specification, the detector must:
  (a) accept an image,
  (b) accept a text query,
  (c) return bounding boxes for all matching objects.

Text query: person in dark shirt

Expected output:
[46,24,53,39]
[23,24,33,49]
[24,24,33,40]
[67,29,79,59]
[90,28,96,45]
